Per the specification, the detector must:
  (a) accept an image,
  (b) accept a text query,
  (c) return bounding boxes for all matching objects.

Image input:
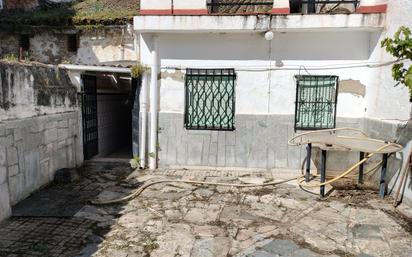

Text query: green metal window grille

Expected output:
[185,69,236,130]
[294,75,339,130]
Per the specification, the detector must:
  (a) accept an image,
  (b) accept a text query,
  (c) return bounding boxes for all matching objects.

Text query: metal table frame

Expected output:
[305,144,389,198]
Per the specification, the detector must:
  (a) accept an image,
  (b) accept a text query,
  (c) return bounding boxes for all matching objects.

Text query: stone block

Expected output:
[29,120,45,133]
[287,146,302,170]
[0,144,6,166]
[225,131,236,146]
[67,143,77,167]
[39,143,53,161]
[40,159,51,183]
[234,126,248,167]
[267,147,276,169]
[8,173,24,205]
[24,150,40,191]
[44,128,58,143]
[187,135,203,166]
[58,120,69,128]
[8,164,19,177]
[0,126,5,137]
[6,146,18,165]
[69,118,78,128]
[58,128,69,140]
[248,143,268,169]
[5,134,13,147]
[68,124,78,137]
[53,147,68,171]
[0,183,11,222]
[200,135,210,166]
[166,137,177,165]
[225,146,236,167]
[210,131,218,143]
[57,140,67,149]
[0,166,7,184]
[206,141,217,166]
[46,121,57,129]
[275,147,288,168]
[217,132,226,166]
[176,136,188,165]
[23,131,42,150]
[13,127,22,141]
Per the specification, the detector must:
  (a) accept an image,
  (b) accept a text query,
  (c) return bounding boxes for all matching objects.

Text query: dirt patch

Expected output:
[384,209,412,236]
[326,189,383,207]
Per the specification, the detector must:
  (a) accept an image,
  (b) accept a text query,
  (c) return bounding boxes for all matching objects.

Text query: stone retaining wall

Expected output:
[0,111,82,221]
[0,61,81,222]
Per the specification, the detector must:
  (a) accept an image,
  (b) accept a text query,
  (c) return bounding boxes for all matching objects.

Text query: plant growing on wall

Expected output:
[131,63,149,78]
[381,26,412,100]
[2,53,18,62]
[129,156,141,169]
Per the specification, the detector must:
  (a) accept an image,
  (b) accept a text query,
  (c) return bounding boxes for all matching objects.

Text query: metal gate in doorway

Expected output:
[81,74,99,160]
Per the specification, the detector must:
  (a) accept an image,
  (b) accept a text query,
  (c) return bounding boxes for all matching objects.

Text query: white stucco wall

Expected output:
[141,31,378,119]
[75,29,137,65]
[173,0,206,10]
[137,0,412,122]
[141,0,172,10]
[365,0,412,121]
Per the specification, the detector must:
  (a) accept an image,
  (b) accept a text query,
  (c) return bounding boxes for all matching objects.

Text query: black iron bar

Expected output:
[207,2,273,7]
[306,143,312,182]
[380,153,389,198]
[301,0,359,3]
[359,152,365,184]
[320,150,327,197]
[308,0,316,13]
[207,1,359,6]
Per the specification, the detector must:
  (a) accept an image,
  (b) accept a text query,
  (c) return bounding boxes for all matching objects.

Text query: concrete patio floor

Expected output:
[1,162,412,257]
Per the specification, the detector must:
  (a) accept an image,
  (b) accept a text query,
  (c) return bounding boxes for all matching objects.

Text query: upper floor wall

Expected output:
[139,0,388,15]
[0,0,73,11]
[0,0,39,11]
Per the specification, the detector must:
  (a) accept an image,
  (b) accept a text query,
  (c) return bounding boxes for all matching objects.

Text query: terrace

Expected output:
[139,0,387,15]
[206,0,360,15]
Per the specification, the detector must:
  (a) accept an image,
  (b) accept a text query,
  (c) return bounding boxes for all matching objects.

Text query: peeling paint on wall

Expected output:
[0,61,77,121]
[0,33,19,58]
[161,69,184,82]
[338,79,366,97]
[0,27,137,65]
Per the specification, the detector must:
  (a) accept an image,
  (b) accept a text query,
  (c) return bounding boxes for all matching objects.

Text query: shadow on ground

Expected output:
[0,162,135,257]
[2,166,412,257]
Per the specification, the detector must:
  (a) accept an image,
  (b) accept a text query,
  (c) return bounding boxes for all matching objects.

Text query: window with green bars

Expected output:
[184,69,236,130]
[294,75,339,130]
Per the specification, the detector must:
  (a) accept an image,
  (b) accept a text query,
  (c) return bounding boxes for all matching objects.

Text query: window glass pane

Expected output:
[185,69,235,130]
[295,75,338,130]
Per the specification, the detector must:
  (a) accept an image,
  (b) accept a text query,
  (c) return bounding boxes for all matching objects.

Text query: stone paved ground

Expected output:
[1,163,412,257]
[0,162,133,257]
[0,217,95,257]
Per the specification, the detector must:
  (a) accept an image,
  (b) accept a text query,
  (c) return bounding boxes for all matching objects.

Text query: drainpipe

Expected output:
[149,36,159,170]
[139,72,149,169]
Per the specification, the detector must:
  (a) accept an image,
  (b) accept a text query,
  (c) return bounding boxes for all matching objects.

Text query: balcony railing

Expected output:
[207,1,273,14]
[138,0,386,15]
[296,0,360,14]
[207,0,360,14]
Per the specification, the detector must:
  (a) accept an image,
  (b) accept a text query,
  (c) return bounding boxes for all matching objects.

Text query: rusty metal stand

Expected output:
[320,150,327,197]
[306,143,312,182]
[358,152,365,184]
[380,153,389,198]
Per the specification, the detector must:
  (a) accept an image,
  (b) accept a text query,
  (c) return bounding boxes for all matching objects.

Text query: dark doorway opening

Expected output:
[82,74,98,160]
[81,73,134,160]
